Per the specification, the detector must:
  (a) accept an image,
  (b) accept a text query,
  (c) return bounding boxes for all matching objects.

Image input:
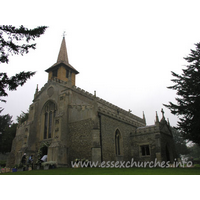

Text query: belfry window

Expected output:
[43,101,56,139]
[66,69,69,78]
[115,130,121,155]
[52,69,57,77]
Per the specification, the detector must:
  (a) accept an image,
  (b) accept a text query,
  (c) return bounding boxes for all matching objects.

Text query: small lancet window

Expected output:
[115,130,121,155]
[48,111,53,138]
[44,112,48,139]
[140,145,150,156]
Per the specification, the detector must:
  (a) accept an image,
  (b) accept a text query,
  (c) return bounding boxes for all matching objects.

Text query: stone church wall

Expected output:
[68,87,97,123]
[100,114,136,162]
[6,124,29,167]
[68,118,94,162]
[130,131,160,162]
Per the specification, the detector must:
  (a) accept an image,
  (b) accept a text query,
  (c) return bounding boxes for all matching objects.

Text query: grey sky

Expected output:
[1,0,200,127]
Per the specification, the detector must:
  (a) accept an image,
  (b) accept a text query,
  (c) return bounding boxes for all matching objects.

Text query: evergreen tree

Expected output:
[0,114,14,153]
[164,43,200,145]
[0,123,17,153]
[16,110,29,124]
[0,25,47,104]
[188,143,200,160]
[171,128,190,157]
[0,111,28,153]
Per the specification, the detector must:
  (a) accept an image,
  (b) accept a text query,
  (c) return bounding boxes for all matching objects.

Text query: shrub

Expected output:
[0,160,6,167]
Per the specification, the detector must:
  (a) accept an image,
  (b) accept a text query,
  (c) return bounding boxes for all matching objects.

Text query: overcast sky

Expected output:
[1,0,200,127]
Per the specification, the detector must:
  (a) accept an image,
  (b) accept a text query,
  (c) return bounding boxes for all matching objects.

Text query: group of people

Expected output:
[21,153,34,171]
[21,153,47,170]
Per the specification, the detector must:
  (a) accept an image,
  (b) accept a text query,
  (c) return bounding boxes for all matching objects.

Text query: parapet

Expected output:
[33,78,69,101]
[71,85,145,127]
[136,125,159,135]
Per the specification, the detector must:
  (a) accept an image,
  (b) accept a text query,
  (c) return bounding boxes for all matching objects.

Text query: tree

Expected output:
[16,110,29,124]
[0,114,15,153]
[0,113,12,132]
[187,143,200,160]
[0,110,28,153]
[171,128,190,157]
[0,25,47,104]
[164,43,200,145]
[0,123,17,153]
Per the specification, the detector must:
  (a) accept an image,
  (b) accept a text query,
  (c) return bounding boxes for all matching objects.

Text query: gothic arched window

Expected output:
[115,129,121,155]
[43,101,56,139]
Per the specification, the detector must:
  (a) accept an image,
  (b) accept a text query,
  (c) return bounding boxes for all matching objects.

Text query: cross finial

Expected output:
[63,31,66,38]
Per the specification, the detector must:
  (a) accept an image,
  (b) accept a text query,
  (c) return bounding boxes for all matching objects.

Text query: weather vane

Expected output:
[63,31,66,37]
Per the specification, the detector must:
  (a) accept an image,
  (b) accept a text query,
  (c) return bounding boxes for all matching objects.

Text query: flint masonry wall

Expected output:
[68,118,94,162]
[100,114,137,162]
[68,84,146,163]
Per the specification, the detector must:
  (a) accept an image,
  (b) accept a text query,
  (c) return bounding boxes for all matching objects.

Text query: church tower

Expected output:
[45,36,79,86]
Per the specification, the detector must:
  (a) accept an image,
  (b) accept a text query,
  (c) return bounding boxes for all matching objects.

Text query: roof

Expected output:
[45,37,79,74]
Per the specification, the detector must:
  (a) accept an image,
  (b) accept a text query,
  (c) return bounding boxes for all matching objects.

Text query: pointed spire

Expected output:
[36,84,38,92]
[143,111,146,125]
[57,36,69,64]
[155,111,159,125]
[45,35,79,83]
[34,84,39,98]
[167,118,170,126]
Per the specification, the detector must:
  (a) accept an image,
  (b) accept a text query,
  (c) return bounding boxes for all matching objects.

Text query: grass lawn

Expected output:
[1,167,200,175]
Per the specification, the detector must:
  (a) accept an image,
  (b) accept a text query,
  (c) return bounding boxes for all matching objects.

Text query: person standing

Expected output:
[28,155,33,169]
[21,153,26,171]
[41,155,47,162]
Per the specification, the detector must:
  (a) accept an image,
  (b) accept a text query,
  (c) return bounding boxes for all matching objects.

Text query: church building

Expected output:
[7,37,177,167]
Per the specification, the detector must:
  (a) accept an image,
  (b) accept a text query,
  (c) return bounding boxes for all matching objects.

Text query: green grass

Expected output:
[1,167,200,175]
